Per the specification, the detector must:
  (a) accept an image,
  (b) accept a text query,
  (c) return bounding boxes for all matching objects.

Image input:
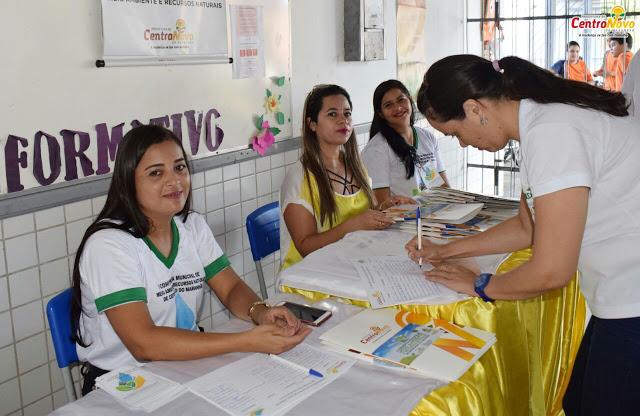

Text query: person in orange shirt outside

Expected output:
[594,38,619,90]
[611,35,633,91]
[564,41,593,84]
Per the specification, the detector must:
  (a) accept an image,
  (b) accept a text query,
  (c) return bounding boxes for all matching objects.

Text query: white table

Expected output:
[51,293,445,416]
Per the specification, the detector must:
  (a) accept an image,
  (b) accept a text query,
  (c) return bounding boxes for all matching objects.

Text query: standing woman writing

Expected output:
[362,79,449,201]
[406,55,640,415]
[72,125,309,395]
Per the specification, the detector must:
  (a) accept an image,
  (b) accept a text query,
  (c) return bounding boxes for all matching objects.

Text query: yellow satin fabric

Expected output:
[281,248,586,415]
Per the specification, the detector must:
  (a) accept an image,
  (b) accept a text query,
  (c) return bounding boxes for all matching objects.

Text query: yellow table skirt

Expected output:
[281,248,587,416]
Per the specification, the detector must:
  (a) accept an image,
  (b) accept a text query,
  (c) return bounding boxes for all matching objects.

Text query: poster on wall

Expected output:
[230,5,265,79]
[396,0,427,96]
[100,0,228,64]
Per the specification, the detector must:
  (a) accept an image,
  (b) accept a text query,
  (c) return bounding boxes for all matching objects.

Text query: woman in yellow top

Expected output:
[565,41,593,84]
[280,84,411,269]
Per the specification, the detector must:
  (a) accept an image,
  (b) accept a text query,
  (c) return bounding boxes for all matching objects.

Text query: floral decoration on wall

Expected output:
[250,76,287,155]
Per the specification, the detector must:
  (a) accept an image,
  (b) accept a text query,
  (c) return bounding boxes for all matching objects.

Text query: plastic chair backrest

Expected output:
[46,288,79,369]
[246,202,280,262]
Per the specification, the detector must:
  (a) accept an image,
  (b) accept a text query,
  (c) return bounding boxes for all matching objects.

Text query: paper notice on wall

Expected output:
[230,5,265,79]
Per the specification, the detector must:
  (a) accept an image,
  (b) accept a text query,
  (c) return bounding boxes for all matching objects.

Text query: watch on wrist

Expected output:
[474,273,495,302]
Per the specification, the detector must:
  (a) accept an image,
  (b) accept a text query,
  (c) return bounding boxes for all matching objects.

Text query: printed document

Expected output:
[352,255,460,308]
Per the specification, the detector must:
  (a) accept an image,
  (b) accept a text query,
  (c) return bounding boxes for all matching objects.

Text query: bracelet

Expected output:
[248,300,270,325]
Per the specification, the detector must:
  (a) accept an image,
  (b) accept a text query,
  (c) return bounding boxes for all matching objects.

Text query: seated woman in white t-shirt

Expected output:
[406,55,640,415]
[71,125,309,395]
[280,84,412,270]
[362,79,449,201]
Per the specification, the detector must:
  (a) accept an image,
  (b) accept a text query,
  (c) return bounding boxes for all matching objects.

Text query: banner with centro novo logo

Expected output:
[100,0,228,65]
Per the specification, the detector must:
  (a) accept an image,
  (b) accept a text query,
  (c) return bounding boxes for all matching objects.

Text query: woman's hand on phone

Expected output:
[256,305,304,336]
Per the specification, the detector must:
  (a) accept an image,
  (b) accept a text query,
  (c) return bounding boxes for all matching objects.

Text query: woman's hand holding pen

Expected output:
[405,236,445,264]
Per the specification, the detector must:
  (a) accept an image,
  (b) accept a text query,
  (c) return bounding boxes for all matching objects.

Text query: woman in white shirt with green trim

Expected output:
[71,125,309,395]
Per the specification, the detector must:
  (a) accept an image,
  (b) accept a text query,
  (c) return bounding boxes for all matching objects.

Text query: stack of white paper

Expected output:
[95,366,187,412]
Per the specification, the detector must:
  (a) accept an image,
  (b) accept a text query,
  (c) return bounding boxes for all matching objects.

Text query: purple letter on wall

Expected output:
[5,135,29,193]
[60,130,95,181]
[33,131,62,186]
[95,123,124,175]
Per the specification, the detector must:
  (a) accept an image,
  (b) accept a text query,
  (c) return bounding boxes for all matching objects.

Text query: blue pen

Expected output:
[269,354,324,378]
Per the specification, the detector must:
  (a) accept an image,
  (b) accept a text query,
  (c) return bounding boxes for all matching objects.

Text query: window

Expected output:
[464,0,639,197]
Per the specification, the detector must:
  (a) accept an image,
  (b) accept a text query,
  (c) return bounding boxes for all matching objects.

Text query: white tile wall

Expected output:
[0,142,466,415]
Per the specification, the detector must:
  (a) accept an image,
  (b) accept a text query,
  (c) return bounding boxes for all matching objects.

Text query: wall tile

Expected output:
[206,209,225,236]
[0,345,17,383]
[37,226,67,263]
[256,172,272,196]
[12,300,44,341]
[205,168,222,185]
[223,179,241,206]
[41,294,54,331]
[241,200,258,225]
[66,218,92,255]
[240,175,257,201]
[205,183,224,211]
[191,172,205,189]
[91,196,107,215]
[35,207,65,230]
[23,395,53,416]
[0,311,13,347]
[212,310,230,328]
[191,187,205,215]
[3,213,35,238]
[257,195,271,209]
[0,378,21,415]
[5,234,38,273]
[229,253,243,276]
[270,153,284,168]
[9,268,40,307]
[64,200,92,222]
[49,362,63,393]
[16,333,48,374]
[52,388,68,410]
[214,234,226,253]
[211,292,225,314]
[224,229,243,256]
[243,251,256,274]
[239,160,255,177]
[0,241,6,276]
[271,167,285,192]
[255,156,270,173]
[40,259,70,297]
[222,164,239,181]
[284,149,299,165]
[19,364,51,406]
[0,277,9,312]
[224,204,242,231]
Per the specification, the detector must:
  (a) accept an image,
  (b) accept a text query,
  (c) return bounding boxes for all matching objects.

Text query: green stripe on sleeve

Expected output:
[204,254,231,281]
[95,287,147,312]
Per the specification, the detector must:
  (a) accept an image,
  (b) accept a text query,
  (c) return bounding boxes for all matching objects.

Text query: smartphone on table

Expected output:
[277,302,332,326]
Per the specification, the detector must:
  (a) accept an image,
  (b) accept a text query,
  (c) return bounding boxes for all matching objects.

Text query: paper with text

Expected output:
[353,256,459,308]
[186,344,354,416]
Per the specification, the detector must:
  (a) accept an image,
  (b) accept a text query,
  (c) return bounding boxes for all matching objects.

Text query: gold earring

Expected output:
[480,115,488,126]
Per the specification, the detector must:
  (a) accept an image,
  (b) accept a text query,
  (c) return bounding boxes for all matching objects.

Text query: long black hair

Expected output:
[417,54,628,122]
[71,125,192,346]
[301,84,374,227]
[369,80,417,179]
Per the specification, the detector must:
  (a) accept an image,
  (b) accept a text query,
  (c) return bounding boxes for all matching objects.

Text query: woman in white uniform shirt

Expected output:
[406,55,639,415]
[362,79,449,202]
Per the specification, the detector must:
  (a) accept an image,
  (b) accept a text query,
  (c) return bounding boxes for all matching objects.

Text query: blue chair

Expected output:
[246,202,280,299]
[46,288,79,402]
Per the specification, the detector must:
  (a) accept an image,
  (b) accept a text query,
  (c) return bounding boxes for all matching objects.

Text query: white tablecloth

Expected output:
[51,293,445,416]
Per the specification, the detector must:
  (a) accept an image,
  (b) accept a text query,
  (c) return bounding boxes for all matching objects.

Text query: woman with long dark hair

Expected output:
[72,125,309,395]
[362,79,449,201]
[280,84,404,269]
[406,54,640,415]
